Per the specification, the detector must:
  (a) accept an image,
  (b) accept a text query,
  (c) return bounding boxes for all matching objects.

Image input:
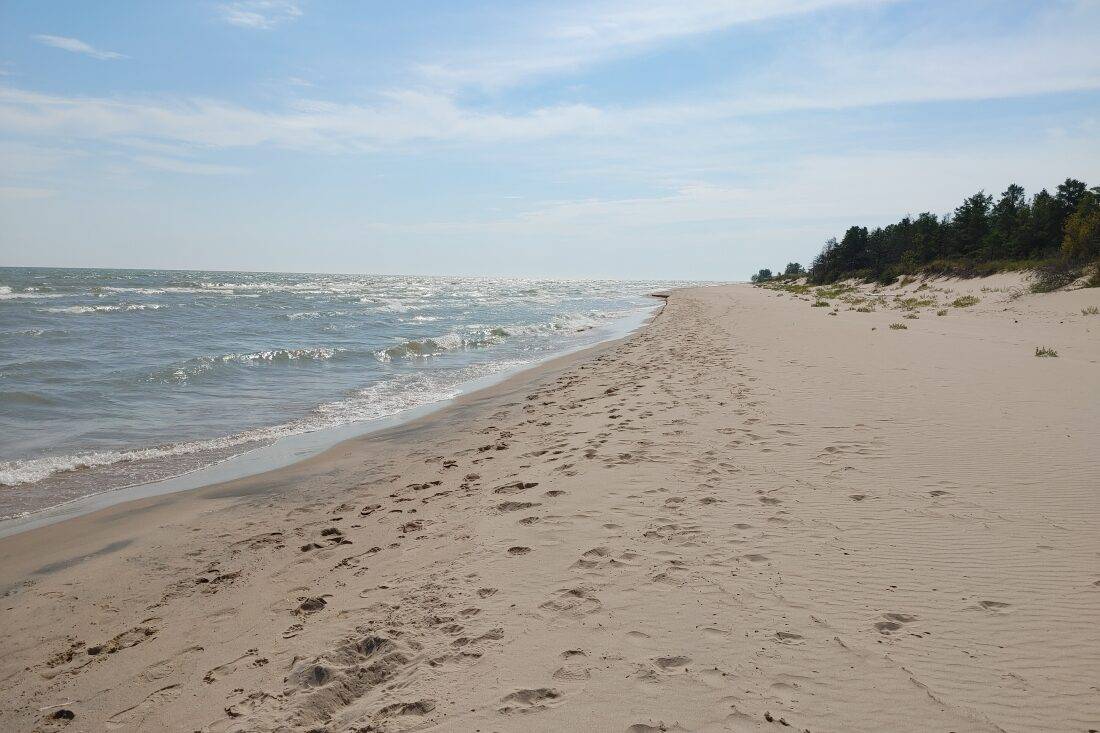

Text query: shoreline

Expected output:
[2,278,1097,732]
[0,302,664,539]
[0,298,666,582]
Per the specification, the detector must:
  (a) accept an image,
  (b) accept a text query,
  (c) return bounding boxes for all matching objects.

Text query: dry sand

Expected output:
[1,276,1098,732]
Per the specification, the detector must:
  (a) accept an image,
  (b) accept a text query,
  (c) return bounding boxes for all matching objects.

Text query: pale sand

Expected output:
[2,276,1098,732]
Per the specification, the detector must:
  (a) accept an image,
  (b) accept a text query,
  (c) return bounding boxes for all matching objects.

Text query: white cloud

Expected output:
[418,0,894,88]
[0,86,610,152]
[32,35,126,60]
[219,1,302,29]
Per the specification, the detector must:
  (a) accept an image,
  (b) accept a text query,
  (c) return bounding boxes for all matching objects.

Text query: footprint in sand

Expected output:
[540,587,602,618]
[105,684,181,730]
[653,655,691,670]
[874,612,918,633]
[494,481,539,494]
[979,600,1010,611]
[775,631,804,644]
[497,501,541,512]
[80,623,159,660]
[498,688,562,714]
[202,649,268,684]
[295,596,328,615]
[375,699,437,718]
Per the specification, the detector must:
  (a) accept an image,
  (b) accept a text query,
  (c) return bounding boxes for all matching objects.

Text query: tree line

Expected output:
[751,178,1100,287]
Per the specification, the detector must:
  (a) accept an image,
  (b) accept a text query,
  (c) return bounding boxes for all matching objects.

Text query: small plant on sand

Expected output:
[936,309,948,316]
[814,283,857,299]
[1082,305,1099,315]
[951,295,980,307]
[812,300,830,307]
[856,305,874,313]
[897,296,936,311]
[1034,346,1058,357]
[889,322,908,330]
[903,313,919,319]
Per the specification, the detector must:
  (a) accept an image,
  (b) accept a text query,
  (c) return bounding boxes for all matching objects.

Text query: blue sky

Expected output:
[1,0,1098,279]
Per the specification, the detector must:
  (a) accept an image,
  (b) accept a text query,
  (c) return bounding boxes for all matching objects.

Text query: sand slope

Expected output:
[1,277,1098,732]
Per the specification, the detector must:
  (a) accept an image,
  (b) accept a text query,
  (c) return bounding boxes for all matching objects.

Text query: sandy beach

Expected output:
[2,277,1098,732]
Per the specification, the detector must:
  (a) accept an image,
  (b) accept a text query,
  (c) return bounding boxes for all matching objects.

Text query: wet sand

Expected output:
[2,278,1098,732]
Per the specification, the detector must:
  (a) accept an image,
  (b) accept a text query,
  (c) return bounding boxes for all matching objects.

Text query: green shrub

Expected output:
[1034,346,1058,357]
[1031,262,1081,293]
[1081,306,1099,315]
[951,294,980,307]
[936,309,948,316]
[811,300,830,307]
[889,322,908,330]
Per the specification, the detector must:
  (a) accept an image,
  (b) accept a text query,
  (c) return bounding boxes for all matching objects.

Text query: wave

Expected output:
[3,328,66,338]
[218,347,341,363]
[377,328,508,361]
[374,310,630,362]
[0,285,67,300]
[40,304,164,314]
[283,311,348,320]
[0,360,526,488]
[92,286,168,295]
[151,346,345,383]
[361,298,424,312]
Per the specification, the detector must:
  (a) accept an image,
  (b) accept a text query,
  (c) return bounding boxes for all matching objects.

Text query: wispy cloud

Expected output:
[418,0,894,88]
[219,1,302,29]
[32,35,126,60]
[0,87,610,152]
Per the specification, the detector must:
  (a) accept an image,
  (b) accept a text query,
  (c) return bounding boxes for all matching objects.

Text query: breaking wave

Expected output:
[40,304,164,314]
[151,347,345,383]
[377,329,508,360]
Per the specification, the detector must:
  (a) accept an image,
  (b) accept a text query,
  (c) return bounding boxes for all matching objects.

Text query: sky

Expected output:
[1,0,1099,280]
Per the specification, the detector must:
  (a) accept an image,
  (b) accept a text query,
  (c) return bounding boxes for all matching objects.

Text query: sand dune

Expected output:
[1,276,1098,732]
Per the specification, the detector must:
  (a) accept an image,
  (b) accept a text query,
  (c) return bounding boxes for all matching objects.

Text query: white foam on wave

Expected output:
[361,297,425,312]
[0,359,526,488]
[220,347,340,363]
[0,285,67,300]
[377,328,509,361]
[93,286,168,295]
[156,346,344,383]
[40,304,164,314]
[285,311,348,320]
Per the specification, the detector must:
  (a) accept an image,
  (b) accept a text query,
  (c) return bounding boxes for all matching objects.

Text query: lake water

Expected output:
[0,267,685,519]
